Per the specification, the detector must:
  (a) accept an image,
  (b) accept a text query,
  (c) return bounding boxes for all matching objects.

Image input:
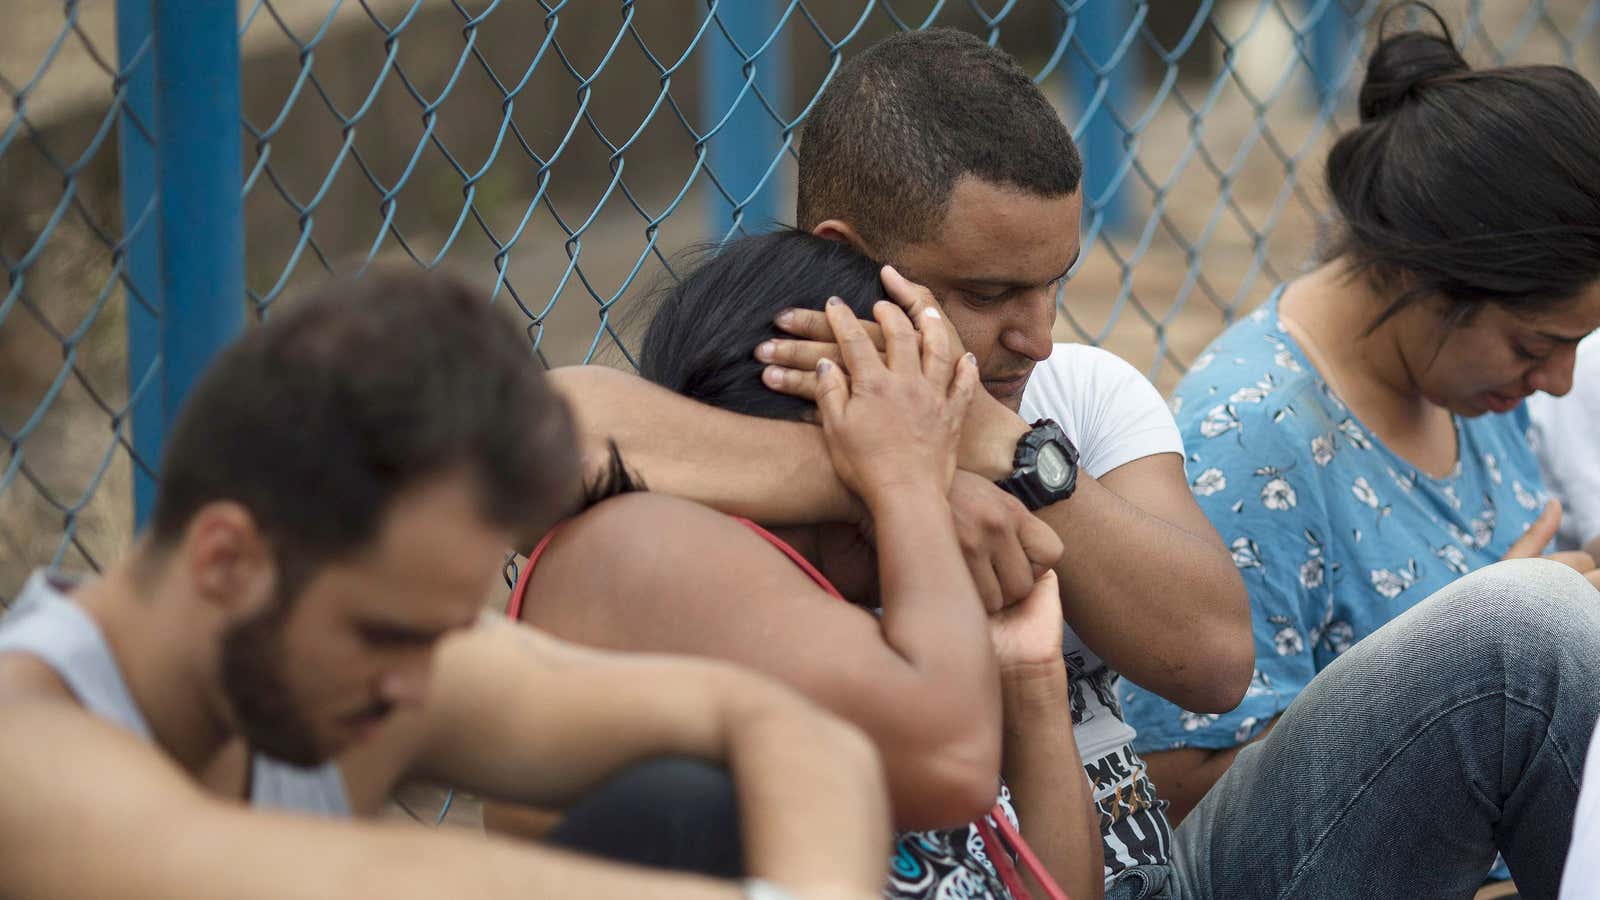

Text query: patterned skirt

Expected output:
[883,784,1019,899]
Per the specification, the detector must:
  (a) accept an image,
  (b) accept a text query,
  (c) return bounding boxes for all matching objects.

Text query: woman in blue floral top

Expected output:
[1120,6,1600,838]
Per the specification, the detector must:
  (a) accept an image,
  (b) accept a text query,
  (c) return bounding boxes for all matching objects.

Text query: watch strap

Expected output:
[996,418,1078,510]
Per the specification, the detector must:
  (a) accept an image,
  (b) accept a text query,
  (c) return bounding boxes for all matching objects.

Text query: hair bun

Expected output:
[1358,15,1470,122]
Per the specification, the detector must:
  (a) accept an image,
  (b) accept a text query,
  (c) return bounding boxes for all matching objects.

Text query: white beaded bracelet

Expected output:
[742,878,798,900]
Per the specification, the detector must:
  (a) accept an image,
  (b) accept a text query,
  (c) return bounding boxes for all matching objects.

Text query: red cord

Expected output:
[975,813,1032,900]
[505,528,560,621]
[990,804,1070,900]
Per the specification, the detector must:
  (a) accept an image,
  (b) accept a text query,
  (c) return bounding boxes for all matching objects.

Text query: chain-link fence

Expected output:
[1,2,153,605]
[5,1,1599,613]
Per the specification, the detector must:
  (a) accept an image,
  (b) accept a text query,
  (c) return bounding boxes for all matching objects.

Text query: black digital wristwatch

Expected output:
[995,418,1079,511]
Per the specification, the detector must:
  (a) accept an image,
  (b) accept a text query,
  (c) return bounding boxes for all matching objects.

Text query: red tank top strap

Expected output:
[729,516,847,601]
[975,814,1033,900]
[505,526,562,621]
[505,515,844,621]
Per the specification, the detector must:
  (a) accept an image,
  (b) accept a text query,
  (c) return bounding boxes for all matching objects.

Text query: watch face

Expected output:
[1037,442,1071,488]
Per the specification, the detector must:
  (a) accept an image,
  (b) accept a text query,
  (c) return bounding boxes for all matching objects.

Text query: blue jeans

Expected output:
[545,757,744,877]
[1108,558,1600,900]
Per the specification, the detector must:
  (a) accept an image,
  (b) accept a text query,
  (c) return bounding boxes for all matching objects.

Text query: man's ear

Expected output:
[810,219,877,258]
[181,502,277,615]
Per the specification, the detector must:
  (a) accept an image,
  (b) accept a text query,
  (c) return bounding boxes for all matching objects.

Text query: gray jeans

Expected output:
[1107,558,1600,900]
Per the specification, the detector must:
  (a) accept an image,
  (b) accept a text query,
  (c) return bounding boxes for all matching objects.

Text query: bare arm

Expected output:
[987,573,1104,900]
[928,386,1250,712]
[567,357,1249,712]
[552,364,1062,610]
[1003,675,1103,900]
[1033,453,1252,713]
[0,698,773,900]
[518,493,998,828]
[549,364,856,524]
[409,619,889,892]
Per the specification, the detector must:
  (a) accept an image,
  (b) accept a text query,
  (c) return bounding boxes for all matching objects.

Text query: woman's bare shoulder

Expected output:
[530,491,799,596]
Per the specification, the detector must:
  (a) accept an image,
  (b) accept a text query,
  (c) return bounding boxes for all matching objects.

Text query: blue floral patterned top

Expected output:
[1119,289,1550,753]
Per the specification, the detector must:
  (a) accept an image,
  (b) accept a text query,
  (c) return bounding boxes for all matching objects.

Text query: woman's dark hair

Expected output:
[1325,2,1600,330]
[575,231,881,509]
[639,229,885,420]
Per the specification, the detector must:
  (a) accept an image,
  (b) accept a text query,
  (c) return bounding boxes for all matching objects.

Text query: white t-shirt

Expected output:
[1561,716,1600,898]
[1528,334,1600,552]
[1018,342,1184,877]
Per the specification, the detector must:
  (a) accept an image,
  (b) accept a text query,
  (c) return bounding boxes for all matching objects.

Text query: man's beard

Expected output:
[219,601,324,769]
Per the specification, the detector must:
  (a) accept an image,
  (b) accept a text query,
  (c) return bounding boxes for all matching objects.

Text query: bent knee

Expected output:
[1459,557,1595,608]
[1427,558,1600,647]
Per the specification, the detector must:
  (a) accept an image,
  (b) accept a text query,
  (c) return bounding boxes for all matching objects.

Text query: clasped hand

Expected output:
[786,268,1064,614]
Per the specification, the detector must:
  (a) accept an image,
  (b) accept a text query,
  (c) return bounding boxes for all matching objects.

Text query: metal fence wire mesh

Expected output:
[1,2,154,604]
[4,0,1600,606]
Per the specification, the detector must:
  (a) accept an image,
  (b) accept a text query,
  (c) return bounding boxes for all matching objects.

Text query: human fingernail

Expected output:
[964,352,977,366]
[755,341,775,362]
[763,365,785,386]
[817,358,834,373]
[776,310,794,328]
[923,306,942,321]
[826,295,844,307]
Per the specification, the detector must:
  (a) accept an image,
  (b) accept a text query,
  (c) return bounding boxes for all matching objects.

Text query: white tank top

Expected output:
[0,570,351,818]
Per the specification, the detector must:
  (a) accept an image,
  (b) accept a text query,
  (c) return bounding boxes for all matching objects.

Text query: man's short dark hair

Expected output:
[797,28,1083,252]
[149,266,580,591]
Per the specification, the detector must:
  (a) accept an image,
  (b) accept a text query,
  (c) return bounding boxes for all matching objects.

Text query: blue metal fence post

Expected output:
[115,0,163,526]
[703,0,788,234]
[152,0,246,431]
[1306,0,1355,105]
[1065,0,1136,234]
